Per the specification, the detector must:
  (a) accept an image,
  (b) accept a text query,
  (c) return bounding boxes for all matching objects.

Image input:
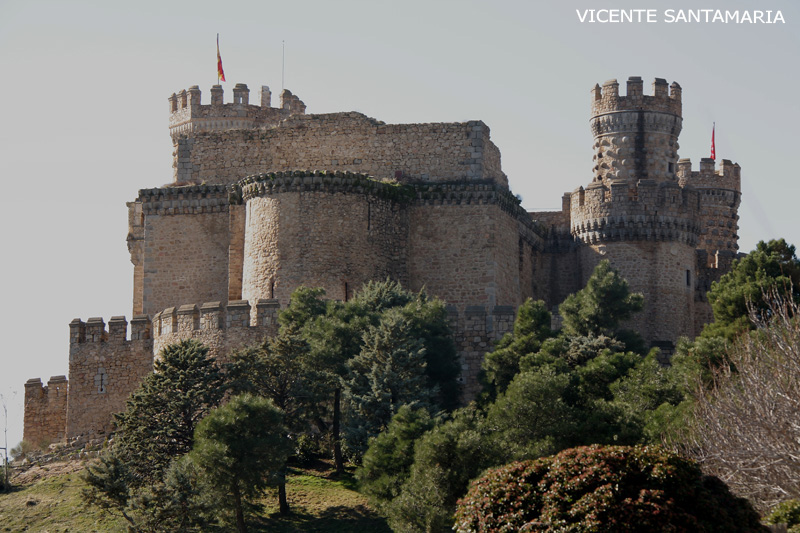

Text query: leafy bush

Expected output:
[454,445,766,532]
[765,500,800,532]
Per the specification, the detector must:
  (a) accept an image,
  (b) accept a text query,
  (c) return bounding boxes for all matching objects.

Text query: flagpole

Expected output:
[282,40,285,92]
[217,34,220,85]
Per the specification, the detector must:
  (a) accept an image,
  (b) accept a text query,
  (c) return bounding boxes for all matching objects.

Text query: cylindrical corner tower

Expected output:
[572,77,700,348]
[240,171,409,305]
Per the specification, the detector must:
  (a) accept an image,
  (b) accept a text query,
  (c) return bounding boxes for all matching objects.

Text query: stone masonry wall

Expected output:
[448,305,515,399]
[67,316,153,439]
[23,376,68,446]
[151,300,280,366]
[133,185,232,316]
[175,114,508,188]
[407,182,540,309]
[241,173,410,305]
[578,241,697,345]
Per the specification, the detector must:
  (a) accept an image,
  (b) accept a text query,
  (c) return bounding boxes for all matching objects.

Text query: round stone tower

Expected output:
[239,171,409,305]
[571,77,701,347]
[590,76,683,185]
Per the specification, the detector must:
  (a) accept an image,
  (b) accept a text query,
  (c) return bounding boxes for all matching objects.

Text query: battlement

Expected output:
[569,180,701,245]
[136,184,231,215]
[677,158,741,191]
[69,315,151,345]
[238,170,415,204]
[168,83,305,138]
[152,299,281,337]
[592,76,682,117]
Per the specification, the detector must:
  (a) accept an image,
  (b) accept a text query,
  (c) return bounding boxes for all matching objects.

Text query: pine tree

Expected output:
[344,308,436,456]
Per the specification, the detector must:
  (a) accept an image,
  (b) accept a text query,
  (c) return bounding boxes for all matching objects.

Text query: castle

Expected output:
[23,76,741,445]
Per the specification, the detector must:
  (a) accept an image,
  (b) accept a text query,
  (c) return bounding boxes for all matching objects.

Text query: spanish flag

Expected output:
[217,34,226,83]
[710,122,715,160]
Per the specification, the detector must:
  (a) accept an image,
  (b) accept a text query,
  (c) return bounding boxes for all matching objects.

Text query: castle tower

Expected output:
[590,77,683,185]
[571,77,700,348]
[168,84,306,184]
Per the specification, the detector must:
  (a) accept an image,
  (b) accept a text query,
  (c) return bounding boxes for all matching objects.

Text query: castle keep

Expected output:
[24,77,741,445]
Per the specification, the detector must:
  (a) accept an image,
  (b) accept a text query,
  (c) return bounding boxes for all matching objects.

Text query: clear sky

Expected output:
[0,0,797,451]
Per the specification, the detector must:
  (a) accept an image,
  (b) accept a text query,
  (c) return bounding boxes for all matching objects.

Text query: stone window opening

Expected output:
[686,269,691,287]
[270,279,275,299]
[344,282,350,302]
[95,367,108,394]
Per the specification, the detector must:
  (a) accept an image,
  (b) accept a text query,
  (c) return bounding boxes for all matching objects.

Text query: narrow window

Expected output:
[270,280,275,299]
[686,270,691,287]
[95,367,107,394]
[344,282,349,302]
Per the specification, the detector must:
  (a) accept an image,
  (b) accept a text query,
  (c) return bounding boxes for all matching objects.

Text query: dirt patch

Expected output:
[10,460,86,486]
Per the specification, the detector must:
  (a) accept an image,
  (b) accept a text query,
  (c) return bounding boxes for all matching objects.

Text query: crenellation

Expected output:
[107,316,128,342]
[177,304,199,332]
[232,83,249,105]
[226,300,251,328]
[85,317,106,343]
[130,315,151,340]
[593,76,682,117]
[200,301,225,330]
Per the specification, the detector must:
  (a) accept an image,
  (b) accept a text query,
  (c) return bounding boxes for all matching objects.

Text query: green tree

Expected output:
[480,299,553,400]
[191,394,291,533]
[226,327,313,513]
[356,405,435,513]
[704,238,800,340]
[344,308,436,456]
[83,340,226,528]
[559,260,644,338]
[385,406,496,532]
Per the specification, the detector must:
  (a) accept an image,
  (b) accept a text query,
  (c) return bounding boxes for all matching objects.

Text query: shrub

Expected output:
[765,500,800,532]
[454,445,766,532]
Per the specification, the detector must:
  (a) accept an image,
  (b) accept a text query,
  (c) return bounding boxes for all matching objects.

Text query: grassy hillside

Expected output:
[0,460,390,532]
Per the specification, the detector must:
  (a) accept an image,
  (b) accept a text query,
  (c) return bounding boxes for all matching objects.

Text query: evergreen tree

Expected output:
[704,238,800,340]
[83,339,226,529]
[559,260,644,338]
[112,339,226,484]
[356,405,435,513]
[191,394,291,533]
[480,299,553,401]
[343,308,436,456]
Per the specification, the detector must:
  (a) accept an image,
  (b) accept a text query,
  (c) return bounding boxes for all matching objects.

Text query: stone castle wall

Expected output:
[23,376,68,446]
[66,316,153,439]
[129,186,233,316]
[151,299,280,365]
[172,95,507,189]
[241,173,410,304]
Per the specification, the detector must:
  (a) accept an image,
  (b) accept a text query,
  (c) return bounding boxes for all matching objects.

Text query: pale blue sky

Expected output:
[0,0,797,450]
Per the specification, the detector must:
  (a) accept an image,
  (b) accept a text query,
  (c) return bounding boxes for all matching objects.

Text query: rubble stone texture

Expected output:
[25,79,741,444]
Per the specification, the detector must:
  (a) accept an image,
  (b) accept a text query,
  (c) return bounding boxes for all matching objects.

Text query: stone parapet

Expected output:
[570,180,701,245]
[136,184,231,216]
[168,84,305,138]
[238,170,415,204]
[591,76,682,117]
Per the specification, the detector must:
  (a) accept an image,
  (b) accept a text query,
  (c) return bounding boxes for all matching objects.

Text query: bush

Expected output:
[765,500,800,532]
[454,445,766,532]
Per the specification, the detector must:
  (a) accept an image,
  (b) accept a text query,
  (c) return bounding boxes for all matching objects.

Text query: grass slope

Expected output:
[0,460,390,532]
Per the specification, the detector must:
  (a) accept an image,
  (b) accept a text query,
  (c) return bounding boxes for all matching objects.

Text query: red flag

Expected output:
[216,34,226,83]
[710,122,715,160]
